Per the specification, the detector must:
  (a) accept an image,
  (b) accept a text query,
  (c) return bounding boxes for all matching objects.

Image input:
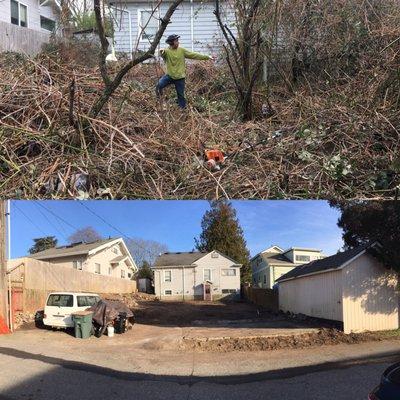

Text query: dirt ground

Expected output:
[16,298,400,353]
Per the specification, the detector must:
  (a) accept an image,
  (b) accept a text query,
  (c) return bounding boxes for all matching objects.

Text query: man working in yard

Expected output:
[156,34,213,109]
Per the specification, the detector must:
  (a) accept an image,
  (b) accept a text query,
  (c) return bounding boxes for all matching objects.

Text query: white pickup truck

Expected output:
[43,292,100,328]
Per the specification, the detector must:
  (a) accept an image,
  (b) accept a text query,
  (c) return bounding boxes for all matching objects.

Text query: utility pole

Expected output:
[0,201,7,323]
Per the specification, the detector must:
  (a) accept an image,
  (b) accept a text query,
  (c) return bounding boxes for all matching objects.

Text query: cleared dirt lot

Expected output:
[18,299,400,352]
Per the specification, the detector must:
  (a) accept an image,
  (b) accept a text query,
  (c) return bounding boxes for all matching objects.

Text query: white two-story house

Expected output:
[29,237,138,280]
[153,250,242,301]
[0,0,59,54]
[251,245,324,289]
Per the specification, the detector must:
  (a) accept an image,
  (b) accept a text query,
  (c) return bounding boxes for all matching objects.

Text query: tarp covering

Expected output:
[88,299,134,328]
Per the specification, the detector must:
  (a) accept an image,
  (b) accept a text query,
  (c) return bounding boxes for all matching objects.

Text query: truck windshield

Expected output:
[47,294,73,307]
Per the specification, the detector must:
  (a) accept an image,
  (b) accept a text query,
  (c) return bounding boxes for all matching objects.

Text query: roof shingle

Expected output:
[29,238,117,259]
[277,242,376,282]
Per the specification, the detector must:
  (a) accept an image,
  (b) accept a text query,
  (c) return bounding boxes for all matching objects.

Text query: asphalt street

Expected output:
[0,343,396,400]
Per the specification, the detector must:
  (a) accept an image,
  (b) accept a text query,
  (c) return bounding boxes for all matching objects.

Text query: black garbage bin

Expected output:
[115,312,127,334]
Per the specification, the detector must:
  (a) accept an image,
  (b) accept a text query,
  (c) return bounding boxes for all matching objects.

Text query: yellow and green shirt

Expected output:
[160,47,210,80]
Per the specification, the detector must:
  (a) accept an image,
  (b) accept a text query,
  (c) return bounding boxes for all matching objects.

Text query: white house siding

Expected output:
[279,270,343,322]
[112,0,235,55]
[87,243,132,280]
[0,0,57,54]
[153,267,196,300]
[194,252,240,299]
[342,253,399,333]
[153,251,241,300]
[0,0,56,31]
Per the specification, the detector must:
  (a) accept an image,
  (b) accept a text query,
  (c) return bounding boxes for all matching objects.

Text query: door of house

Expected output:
[203,283,212,301]
[11,287,23,323]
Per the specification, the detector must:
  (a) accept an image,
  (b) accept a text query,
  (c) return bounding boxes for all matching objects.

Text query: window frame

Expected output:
[295,254,311,262]
[73,260,83,271]
[203,268,212,281]
[121,270,126,279]
[95,263,101,274]
[164,270,172,282]
[40,15,55,32]
[221,268,236,276]
[164,289,172,296]
[10,0,28,28]
[137,8,160,43]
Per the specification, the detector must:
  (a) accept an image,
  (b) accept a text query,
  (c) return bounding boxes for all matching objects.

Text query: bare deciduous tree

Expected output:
[89,0,184,119]
[68,226,103,243]
[125,238,168,267]
[214,0,265,121]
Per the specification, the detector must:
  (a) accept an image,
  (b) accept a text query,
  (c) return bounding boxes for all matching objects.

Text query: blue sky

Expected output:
[8,201,344,259]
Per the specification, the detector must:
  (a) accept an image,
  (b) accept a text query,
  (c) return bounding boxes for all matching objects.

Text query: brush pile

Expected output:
[0,12,399,199]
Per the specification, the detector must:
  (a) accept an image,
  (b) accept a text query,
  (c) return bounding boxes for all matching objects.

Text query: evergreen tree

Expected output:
[29,236,58,254]
[330,201,400,271]
[137,260,154,280]
[195,200,251,283]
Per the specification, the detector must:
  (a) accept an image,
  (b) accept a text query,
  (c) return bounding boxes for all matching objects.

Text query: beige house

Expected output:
[277,242,400,333]
[29,238,138,280]
[251,245,324,289]
[153,251,242,301]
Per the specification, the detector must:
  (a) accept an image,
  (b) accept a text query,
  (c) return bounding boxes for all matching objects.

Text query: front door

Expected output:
[204,283,212,301]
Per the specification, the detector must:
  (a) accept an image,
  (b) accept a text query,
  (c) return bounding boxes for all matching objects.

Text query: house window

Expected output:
[95,263,101,274]
[40,15,55,31]
[138,9,159,41]
[221,269,236,276]
[112,247,118,254]
[73,260,83,270]
[295,255,311,262]
[128,272,132,278]
[164,290,172,295]
[121,270,126,278]
[10,0,27,27]
[204,269,211,281]
[263,275,266,284]
[164,270,172,282]
[108,267,112,275]
[211,252,219,258]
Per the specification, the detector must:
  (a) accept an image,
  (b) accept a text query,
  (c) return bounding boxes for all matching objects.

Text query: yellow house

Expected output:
[250,245,324,289]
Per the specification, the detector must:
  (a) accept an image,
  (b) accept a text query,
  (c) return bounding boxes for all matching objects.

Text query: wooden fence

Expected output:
[7,258,137,313]
[0,21,51,55]
[243,285,279,312]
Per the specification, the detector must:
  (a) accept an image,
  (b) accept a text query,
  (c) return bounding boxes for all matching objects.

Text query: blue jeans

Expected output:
[156,75,186,108]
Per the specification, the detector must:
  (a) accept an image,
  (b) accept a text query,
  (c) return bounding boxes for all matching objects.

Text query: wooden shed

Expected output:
[277,242,399,333]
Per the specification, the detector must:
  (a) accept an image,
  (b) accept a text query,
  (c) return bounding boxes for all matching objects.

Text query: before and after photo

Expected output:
[1,0,400,399]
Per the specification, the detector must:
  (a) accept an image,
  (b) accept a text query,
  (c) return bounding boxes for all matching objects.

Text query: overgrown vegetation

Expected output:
[331,201,400,271]
[0,0,399,199]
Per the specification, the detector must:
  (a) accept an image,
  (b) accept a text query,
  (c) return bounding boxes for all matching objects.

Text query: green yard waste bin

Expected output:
[72,311,93,339]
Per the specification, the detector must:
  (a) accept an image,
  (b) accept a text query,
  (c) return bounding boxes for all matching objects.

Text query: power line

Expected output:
[77,201,152,256]
[32,202,69,241]
[13,203,48,237]
[34,201,79,232]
